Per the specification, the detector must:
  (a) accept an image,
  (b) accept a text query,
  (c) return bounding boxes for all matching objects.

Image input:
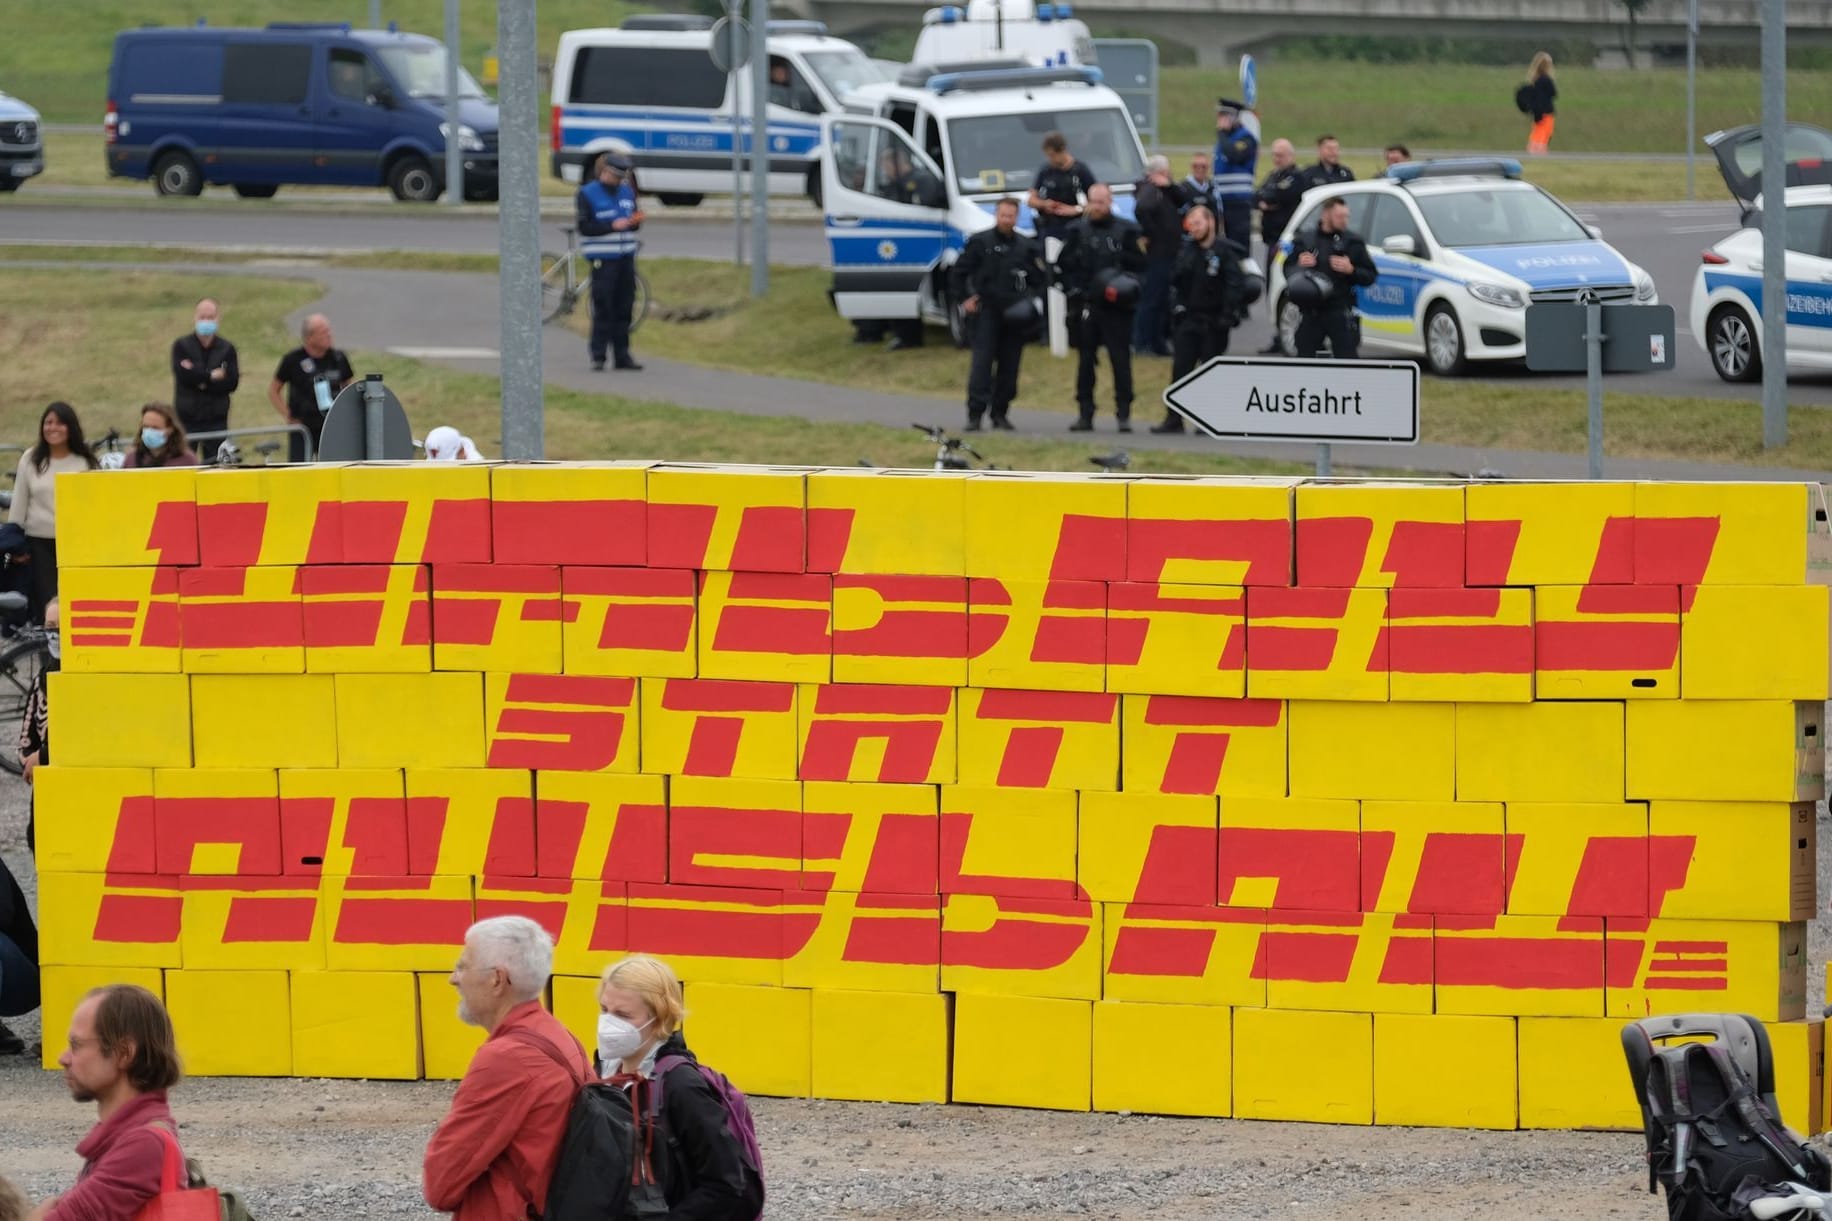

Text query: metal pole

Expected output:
[443,0,463,207]
[1759,0,1788,448]
[1686,0,1698,200]
[1585,300,1605,479]
[730,0,745,268]
[749,0,770,297]
[1315,443,1331,477]
[369,0,381,29]
[362,374,387,460]
[498,0,544,458]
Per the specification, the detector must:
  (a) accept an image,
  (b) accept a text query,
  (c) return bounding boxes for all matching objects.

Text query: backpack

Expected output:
[507,1030,638,1221]
[650,1055,766,1220]
[1515,82,1535,114]
[1640,1041,1831,1221]
[137,1124,256,1221]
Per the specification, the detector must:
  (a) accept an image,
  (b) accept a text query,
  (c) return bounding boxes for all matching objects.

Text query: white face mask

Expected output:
[597,1013,652,1068]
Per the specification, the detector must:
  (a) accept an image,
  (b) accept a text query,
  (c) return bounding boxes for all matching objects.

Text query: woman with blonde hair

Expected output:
[595,955,762,1219]
[1525,52,1558,154]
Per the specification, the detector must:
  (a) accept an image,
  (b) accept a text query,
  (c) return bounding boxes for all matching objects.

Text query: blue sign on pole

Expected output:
[1239,53,1257,109]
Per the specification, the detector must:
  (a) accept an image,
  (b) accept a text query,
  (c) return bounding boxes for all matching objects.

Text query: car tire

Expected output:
[153,151,203,197]
[1276,294,1302,356]
[655,192,703,208]
[0,179,19,194]
[388,155,439,203]
[1424,303,1467,377]
[232,184,279,199]
[948,296,972,349]
[1707,304,1761,383]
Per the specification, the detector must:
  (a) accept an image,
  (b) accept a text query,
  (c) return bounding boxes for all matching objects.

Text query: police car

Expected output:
[819,62,1146,345]
[0,89,42,192]
[1269,159,1657,375]
[1689,122,1832,382]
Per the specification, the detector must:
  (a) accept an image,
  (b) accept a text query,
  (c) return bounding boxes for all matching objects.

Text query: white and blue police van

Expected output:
[550,14,884,206]
[1689,121,1832,382]
[819,62,1146,345]
[1268,158,1658,376]
[911,0,1095,68]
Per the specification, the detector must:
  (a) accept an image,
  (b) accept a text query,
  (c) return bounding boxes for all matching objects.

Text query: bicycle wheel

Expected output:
[540,254,577,325]
[0,636,48,776]
[629,272,652,334]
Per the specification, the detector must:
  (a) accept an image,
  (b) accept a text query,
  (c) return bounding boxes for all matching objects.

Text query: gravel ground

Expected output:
[5,771,1828,1219]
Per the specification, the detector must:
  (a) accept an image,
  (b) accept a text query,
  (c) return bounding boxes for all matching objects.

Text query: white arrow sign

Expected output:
[1162,356,1421,445]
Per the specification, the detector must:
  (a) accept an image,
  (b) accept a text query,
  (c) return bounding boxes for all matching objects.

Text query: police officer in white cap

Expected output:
[575,152,645,372]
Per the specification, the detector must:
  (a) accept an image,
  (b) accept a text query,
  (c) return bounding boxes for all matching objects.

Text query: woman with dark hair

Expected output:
[122,403,198,469]
[8,402,98,622]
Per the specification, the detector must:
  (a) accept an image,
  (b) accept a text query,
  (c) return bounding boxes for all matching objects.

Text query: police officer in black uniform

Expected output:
[1304,134,1357,191]
[1027,130,1098,243]
[1152,202,1249,434]
[1254,139,1308,353]
[1058,183,1148,433]
[951,197,1047,431]
[1287,195,1379,360]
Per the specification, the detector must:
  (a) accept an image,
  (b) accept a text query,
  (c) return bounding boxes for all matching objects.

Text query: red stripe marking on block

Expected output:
[505,675,635,707]
[974,688,1116,723]
[1536,621,1680,670]
[222,895,319,944]
[1143,696,1283,728]
[1463,518,1522,587]
[813,684,953,716]
[729,505,805,572]
[660,679,795,713]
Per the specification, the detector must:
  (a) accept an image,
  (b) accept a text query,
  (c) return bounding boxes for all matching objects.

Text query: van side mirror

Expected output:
[1381,234,1416,256]
[369,83,396,109]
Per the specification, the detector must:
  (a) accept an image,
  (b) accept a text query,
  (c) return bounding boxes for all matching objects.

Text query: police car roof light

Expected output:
[767,19,830,35]
[619,13,717,31]
[898,58,1029,86]
[1037,4,1056,19]
[928,65,1103,94]
[925,5,965,23]
[1055,3,1074,16]
[1386,157,1523,183]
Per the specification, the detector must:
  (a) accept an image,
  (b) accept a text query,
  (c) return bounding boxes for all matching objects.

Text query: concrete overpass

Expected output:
[788,0,1832,65]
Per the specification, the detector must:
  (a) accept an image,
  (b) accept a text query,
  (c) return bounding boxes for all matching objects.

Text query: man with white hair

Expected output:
[423,916,591,1221]
[1130,153,1185,357]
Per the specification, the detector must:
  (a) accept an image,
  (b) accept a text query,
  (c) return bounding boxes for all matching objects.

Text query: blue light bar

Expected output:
[928,65,1103,93]
[1386,157,1523,183]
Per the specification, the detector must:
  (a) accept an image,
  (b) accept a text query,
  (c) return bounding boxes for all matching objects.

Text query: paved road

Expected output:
[5,196,1831,404]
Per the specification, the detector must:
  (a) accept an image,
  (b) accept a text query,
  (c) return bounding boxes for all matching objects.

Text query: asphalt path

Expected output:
[5,196,1832,405]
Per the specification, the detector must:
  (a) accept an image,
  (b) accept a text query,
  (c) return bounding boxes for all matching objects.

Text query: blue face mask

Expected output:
[141,427,168,450]
[195,319,218,338]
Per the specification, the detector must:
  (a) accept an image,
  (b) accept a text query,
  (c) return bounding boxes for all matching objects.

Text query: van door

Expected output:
[314,46,401,187]
[822,116,948,320]
[216,40,316,185]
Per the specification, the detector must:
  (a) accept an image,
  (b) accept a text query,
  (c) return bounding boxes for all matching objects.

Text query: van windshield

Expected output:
[801,49,884,101]
[945,106,1141,195]
[376,44,487,99]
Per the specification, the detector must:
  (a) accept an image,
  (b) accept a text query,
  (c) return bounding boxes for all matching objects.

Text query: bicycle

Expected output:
[214,439,284,467]
[909,423,1008,471]
[541,226,651,331]
[96,429,128,471]
[0,592,49,777]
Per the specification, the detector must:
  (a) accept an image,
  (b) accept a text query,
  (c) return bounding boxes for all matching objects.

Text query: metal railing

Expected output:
[186,423,316,464]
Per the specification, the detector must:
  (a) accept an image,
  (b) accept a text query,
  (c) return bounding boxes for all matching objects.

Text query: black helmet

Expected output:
[1093,267,1141,308]
[1285,267,1334,309]
[1237,258,1266,306]
[1001,295,1043,328]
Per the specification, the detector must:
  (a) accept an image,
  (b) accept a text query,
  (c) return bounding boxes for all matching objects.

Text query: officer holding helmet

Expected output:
[1286,195,1378,359]
[951,197,1047,432]
[575,151,644,372]
[1058,184,1148,432]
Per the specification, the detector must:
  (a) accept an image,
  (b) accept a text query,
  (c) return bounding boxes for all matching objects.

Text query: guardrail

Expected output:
[187,423,316,464]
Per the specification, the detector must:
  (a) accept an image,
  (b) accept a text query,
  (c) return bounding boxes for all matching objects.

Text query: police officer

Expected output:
[1180,152,1220,217]
[1254,138,1307,353]
[872,147,929,351]
[1212,98,1258,252]
[1152,202,1249,434]
[1027,130,1097,244]
[951,197,1047,432]
[1058,184,1148,433]
[575,152,644,371]
[1304,134,1356,191]
[1287,195,1378,360]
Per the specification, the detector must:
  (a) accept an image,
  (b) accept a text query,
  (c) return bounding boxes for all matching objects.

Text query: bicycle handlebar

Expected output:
[1750,1192,1827,1219]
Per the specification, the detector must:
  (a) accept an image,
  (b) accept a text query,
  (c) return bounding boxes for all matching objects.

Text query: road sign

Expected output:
[319,375,416,462]
[1525,303,1677,374]
[1239,53,1258,109]
[1093,39,1157,143]
[709,15,753,74]
[1162,356,1420,445]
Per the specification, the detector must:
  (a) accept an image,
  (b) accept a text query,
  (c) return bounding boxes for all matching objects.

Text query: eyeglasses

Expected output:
[66,1036,101,1055]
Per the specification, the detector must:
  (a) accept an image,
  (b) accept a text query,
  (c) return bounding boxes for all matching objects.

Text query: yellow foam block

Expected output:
[521,880,624,980]
[1288,701,1454,801]
[953,993,1092,1112]
[1436,915,1605,1017]
[335,673,485,770]
[641,678,799,780]
[484,673,637,774]
[179,565,306,674]
[1635,481,1809,586]
[967,578,1107,693]
[179,875,325,970]
[322,874,475,972]
[1296,482,1465,587]
[939,785,1078,898]
[782,891,941,994]
[1120,695,1285,797]
[806,468,965,576]
[683,982,812,1098]
[1219,797,1360,912]
[1517,1016,1644,1129]
[431,564,565,674]
[811,989,951,1104]
[535,771,667,882]
[152,767,280,876]
[1374,1013,1517,1129]
[290,970,421,1079]
[1606,918,1805,1023]
[1769,1019,1825,1136]
[1233,1007,1373,1124]
[1362,800,1507,916]
[1101,902,1266,1007]
[1456,702,1625,803]
[1505,802,1650,918]
[1077,791,1217,906]
[941,893,1102,1000]
[38,965,165,1070]
[407,768,535,877]
[1651,801,1816,922]
[802,780,938,895]
[1244,586,1388,701]
[57,466,199,567]
[624,883,787,987]
[36,871,182,968]
[192,675,336,769]
[646,463,805,572]
[1682,585,1831,700]
[1092,1000,1231,1117]
[1464,481,1637,586]
[1263,911,1434,1015]
[418,971,486,1080]
[489,461,648,566]
[278,768,407,877]
[301,564,432,674]
[1386,587,1534,703]
[796,683,956,785]
[33,767,152,874]
[550,975,602,1055]
[1123,476,1295,587]
[1534,584,1679,700]
[669,775,802,892]
[965,471,1126,582]
[831,574,971,689]
[956,688,1119,792]
[1627,700,1825,803]
[1105,582,1246,697]
[560,566,697,679]
[60,566,183,672]
[49,673,191,768]
[166,968,292,1076]
[336,462,493,565]
[195,463,344,567]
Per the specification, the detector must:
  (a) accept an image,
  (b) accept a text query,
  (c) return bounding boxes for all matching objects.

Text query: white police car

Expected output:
[1270,159,1657,376]
[1689,122,1832,382]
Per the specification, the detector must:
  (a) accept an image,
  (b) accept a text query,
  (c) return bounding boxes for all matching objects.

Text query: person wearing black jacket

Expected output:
[1254,139,1307,353]
[1304,135,1356,192]
[950,198,1047,432]
[1525,52,1558,154]
[1288,196,1379,359]
[1130,155,1185,357]
[0,853,39,1056]
[1027,131,1098,243]
[169,298,239,461]
[1152,203,1248,433]
[1057,184,1149,432]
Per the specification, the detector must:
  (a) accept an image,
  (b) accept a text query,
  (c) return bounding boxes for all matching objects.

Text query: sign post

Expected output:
[1524,300,1677,478]
[709,10,753,268]
[1161,356,1420,476]
[319,374,416,462]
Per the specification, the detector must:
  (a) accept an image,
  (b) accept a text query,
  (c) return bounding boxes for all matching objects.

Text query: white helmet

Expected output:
[214,439,244,467]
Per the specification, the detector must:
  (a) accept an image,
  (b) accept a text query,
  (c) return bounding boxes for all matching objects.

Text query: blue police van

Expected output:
[107,22,500,201]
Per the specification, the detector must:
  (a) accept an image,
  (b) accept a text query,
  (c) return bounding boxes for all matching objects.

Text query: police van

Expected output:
[820,62,1145,345]
[550,15,884,205]
[911,0,1095,68]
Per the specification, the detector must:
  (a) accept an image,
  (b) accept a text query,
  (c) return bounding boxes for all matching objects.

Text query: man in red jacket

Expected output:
[424,916,592,1220]
[28,984,184,1221]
